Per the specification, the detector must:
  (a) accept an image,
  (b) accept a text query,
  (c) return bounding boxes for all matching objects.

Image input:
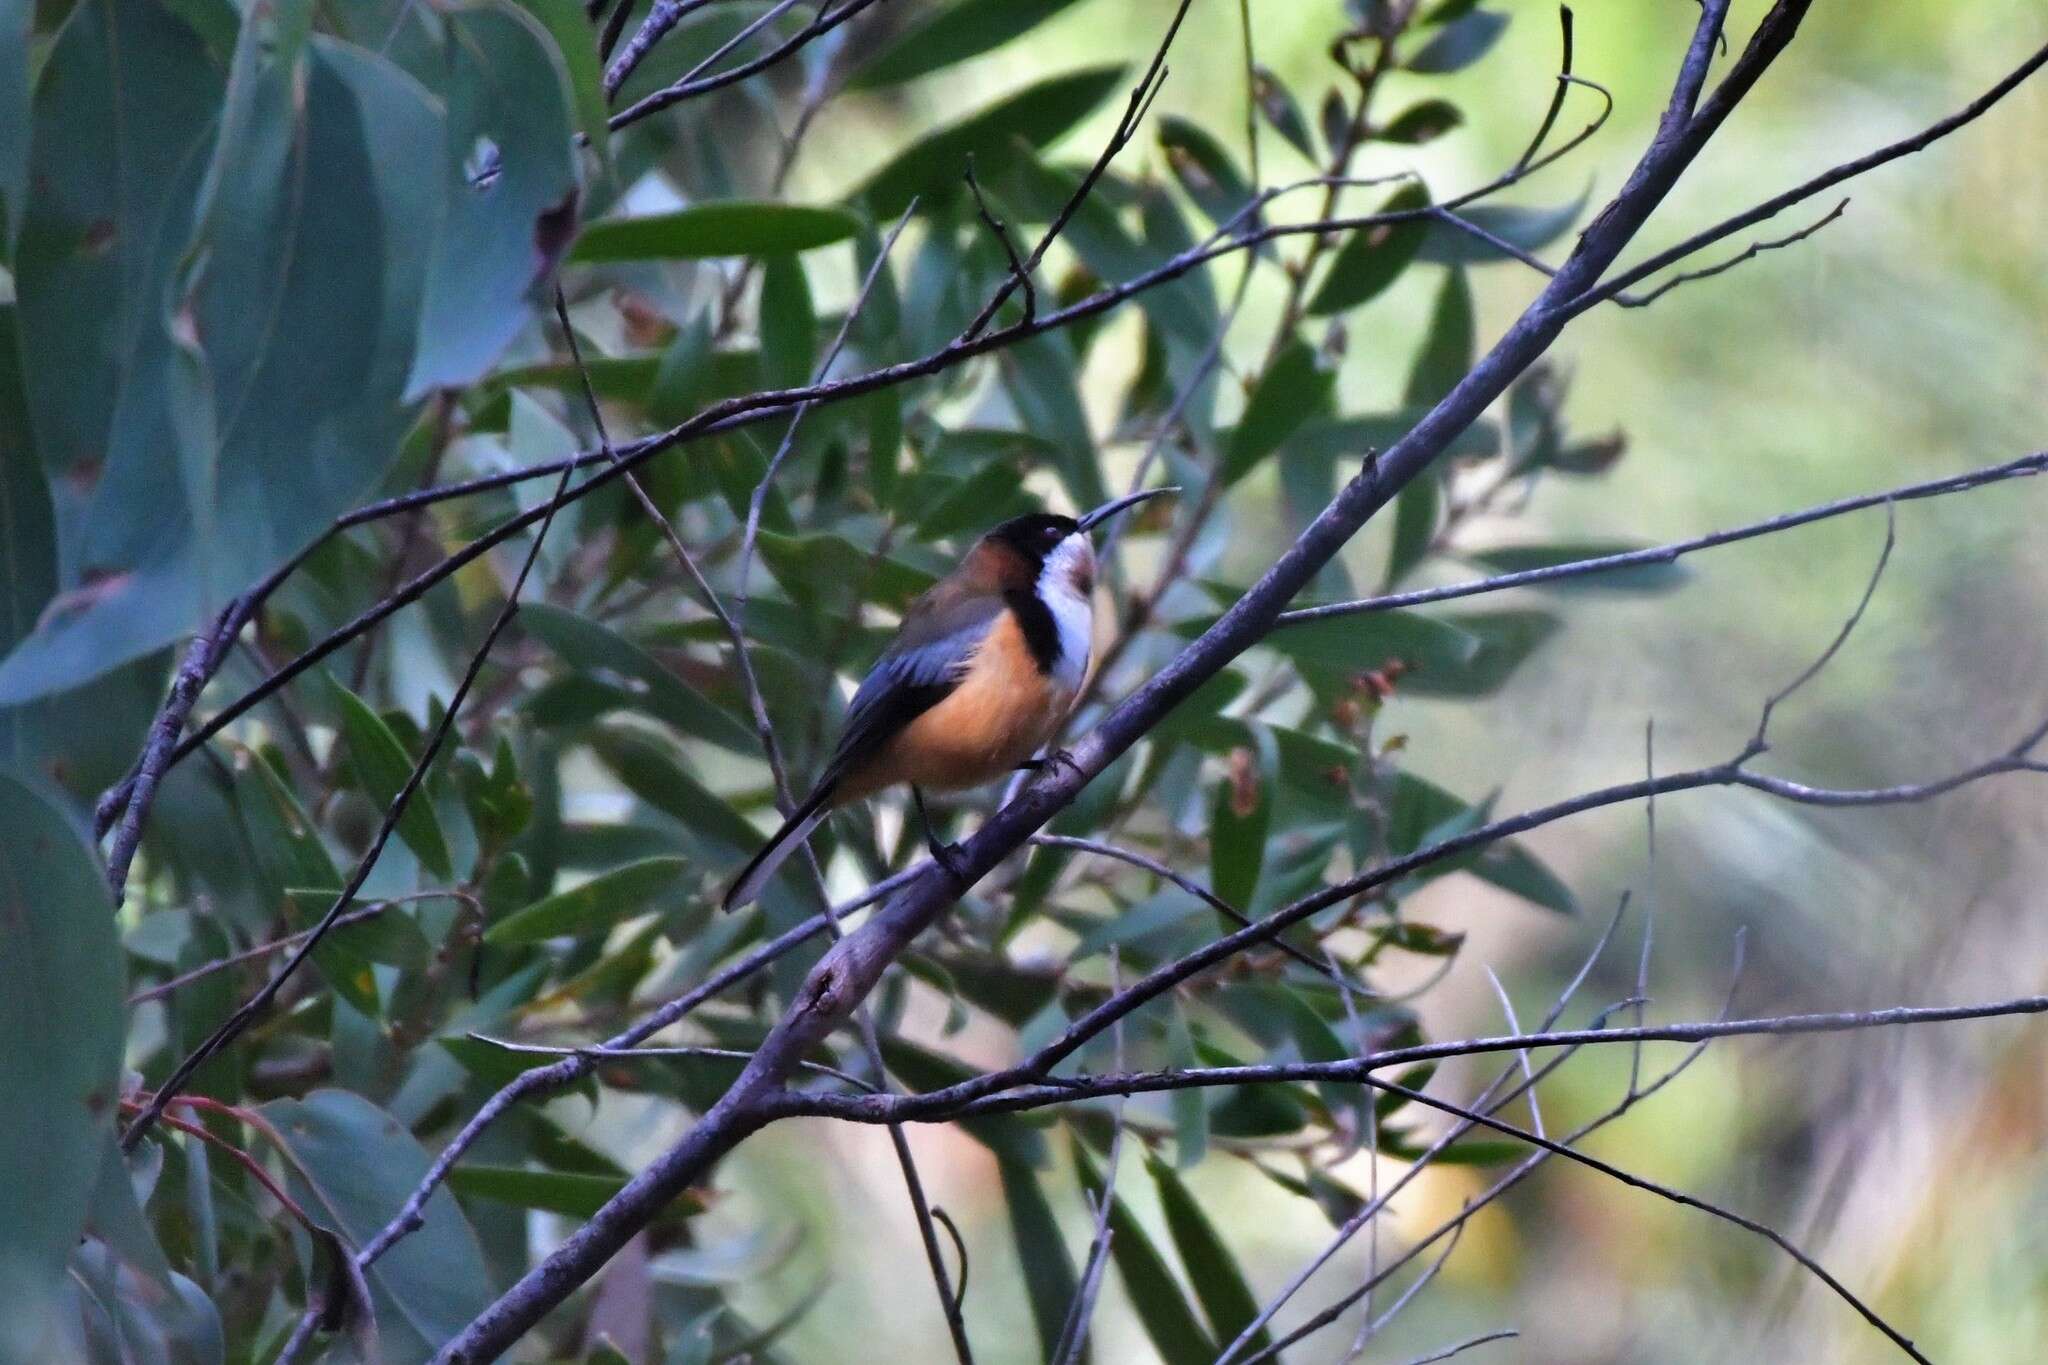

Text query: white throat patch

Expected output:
[1038,537,1095,693]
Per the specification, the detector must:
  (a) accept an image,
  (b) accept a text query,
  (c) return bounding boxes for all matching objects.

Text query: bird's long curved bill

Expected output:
[1077,485,1178,533]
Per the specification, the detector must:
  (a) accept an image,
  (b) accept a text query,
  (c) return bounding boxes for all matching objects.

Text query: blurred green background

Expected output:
[697,2,2048,1359]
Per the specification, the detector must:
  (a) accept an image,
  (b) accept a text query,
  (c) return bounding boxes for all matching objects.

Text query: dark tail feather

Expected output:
[722,781,836,912]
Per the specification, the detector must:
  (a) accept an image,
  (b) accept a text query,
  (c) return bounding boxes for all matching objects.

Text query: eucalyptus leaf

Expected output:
[1223,341,1333,486]
[406,0,580,395]
[522,602,755,752]
[2,9,440,702]
[0,774,124,1363]
[260,1090,496,1364]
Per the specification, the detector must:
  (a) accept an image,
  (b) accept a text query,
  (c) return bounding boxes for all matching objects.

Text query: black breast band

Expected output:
[1003,588,1061,675]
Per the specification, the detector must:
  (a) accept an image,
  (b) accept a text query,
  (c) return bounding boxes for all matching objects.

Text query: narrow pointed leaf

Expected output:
[333,686,454,881]
[1144,1154,1272,1356]
[484,855,688,944]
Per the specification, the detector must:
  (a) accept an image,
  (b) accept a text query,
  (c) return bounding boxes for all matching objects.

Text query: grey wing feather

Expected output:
[825,592,1001,777]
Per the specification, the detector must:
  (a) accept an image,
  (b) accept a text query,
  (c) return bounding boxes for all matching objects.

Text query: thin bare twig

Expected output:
[1399,1330,1520,1365]
[1749,500,1896,752]
[1574,39,2048,313]
[98,590,255,896]
[1618,197,1849,307]
[1275,453,2043,627]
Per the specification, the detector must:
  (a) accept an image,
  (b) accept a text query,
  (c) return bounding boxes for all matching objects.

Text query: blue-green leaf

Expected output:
[3,14,441,703]
[406,0,580,395]
[0,0,28,250]
[1406,8,1508,73]
[260,1091,496,1362]
[0,773,124,1363]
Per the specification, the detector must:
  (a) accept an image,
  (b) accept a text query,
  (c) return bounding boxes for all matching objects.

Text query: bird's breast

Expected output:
[839,610,1076,799]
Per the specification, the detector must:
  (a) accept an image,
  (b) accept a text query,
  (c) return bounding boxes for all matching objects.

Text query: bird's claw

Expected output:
[1016,748,1081,780]
[929,838,969,884]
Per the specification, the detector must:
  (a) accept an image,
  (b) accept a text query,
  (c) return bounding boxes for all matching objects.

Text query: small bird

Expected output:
[723,487,1176,910]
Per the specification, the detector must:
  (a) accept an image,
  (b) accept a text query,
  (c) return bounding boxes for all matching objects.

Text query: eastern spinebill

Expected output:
[722,487,1177,910]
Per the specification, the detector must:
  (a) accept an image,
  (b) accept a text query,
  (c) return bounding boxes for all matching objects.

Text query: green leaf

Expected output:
[1306,181,1431,316]
[509,0,609,166]
[521,602,755,752]
[997,1156,1082,1362]
[1167,1002,1207,1169]
[1419,188,1590,265]
[1376,98,1463,144]
[1470,839,1577,915]
[406,0,580,395]
[1463,542,1689,594]
[332,686,454,881]
[756,530,938,612]
[571,202,864,262]
[448,1164,634,1218]
[1145,1154,1272,1356]
[0,774,124,1363]
[1405,8,1508,73]
[1209,757,1269,912]
[998,331,1107,509]
[1384,474,1441,586]
[1402,609,1559,696]
[759,253,816,389]
[584,729,763,862]
[1380,1135,1522,1165]
[484,855,688,943]
[850,64,1128,218]
[260,1091,496,1362]
[1403,267,1475,409]
[1224,341,1333,486]
[0,0,28,249]
[1073,1141,1216,1365]
[1252,67,1316,161]
[1157,115,1255,232]
[1259,608,1481,676]
[851,0,1092,88]
[1385,771,1575,913]
[4,6,443,703]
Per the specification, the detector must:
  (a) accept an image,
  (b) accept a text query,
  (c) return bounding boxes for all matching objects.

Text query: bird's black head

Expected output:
[986,511,1080,568]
